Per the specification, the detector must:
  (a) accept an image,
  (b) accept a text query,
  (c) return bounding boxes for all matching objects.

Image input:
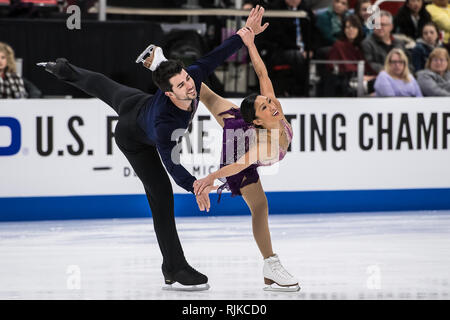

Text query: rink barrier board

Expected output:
[0,188,449,221]
[1,98,450,221]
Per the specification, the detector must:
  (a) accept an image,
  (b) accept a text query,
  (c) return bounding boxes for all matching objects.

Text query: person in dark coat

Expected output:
[362,10,414,74]
[411,21,443,72]
[258,0,318,96]
[394,0,432,40]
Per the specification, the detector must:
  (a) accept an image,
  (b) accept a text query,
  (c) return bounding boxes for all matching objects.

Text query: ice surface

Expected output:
[0,211,449,300]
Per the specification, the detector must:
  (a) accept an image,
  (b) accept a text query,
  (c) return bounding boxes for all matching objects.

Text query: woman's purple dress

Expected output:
[216,108,293,201]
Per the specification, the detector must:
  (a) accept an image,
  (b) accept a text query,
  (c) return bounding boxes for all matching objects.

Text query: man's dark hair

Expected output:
[152,60,185,92]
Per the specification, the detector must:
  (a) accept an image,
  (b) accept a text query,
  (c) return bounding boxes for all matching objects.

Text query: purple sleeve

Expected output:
[374,72,396,97]
[412,78,423,97]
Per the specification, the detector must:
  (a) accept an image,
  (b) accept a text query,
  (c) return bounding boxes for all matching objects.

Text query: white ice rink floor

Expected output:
[0,211,449,300]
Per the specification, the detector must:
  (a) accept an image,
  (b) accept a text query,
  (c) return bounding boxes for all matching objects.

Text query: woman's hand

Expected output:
[237,26,255,48]
[244,5,269,35]
[193,174,216,196]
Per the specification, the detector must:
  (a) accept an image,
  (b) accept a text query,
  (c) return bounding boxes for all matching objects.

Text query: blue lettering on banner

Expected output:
[0,117,21,156]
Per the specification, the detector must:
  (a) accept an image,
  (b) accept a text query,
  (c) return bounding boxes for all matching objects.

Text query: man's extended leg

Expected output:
[40,58,149,116]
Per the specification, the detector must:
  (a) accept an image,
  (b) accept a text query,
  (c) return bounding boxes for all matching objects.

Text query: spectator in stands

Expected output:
[260,0,317,96]
[394,0,432,40]
[362,10,414,74]
[354,0,373,37]
[242,0,254,10]
[412,21,443,72]
[304,0,332,10]
[417,47,450,95]
[0,42,41,99]
[426,0,450,48]
[316,0,350,47]
[325,14,375,96]
[374,48,422,97]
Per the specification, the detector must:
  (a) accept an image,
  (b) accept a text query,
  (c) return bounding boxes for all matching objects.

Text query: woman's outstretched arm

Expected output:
[240,27,283,112]
[193,145,260,196]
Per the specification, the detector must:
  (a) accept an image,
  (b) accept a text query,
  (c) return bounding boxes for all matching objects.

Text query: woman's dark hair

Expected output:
[240,93,260,128]
[354,0,372,22]
[341,14,364,47]
[152,60,184,92]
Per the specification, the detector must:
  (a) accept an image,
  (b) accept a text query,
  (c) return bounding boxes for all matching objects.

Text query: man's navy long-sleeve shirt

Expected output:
[137,34,244,193]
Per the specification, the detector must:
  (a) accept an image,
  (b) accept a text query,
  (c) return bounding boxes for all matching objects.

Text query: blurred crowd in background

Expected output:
[1,0,449,99]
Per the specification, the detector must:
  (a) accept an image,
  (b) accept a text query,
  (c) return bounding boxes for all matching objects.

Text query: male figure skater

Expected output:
[38,6,268,291]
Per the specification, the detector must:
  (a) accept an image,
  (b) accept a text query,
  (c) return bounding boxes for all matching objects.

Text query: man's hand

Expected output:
[195,185,219,213]
[244,5,269,35]
[193,174,215,196]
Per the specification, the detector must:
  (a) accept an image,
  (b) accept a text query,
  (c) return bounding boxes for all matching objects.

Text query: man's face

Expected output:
[333,0,348,15]
[359,2,371,21]
[167,69,197,101]
[374,15,393,38]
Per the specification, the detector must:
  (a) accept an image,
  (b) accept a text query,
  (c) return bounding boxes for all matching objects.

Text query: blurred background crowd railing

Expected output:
[1,0,449,99]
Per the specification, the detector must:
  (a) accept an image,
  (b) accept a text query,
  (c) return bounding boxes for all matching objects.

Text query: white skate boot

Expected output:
[263,254,300,292]
[135,44,168,71]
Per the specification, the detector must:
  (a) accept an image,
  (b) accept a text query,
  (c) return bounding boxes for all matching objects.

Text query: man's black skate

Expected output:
[162,265,210,291]
[36,58,77,81]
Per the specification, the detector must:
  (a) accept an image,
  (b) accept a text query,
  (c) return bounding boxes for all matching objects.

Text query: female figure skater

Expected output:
[194,27,300,292]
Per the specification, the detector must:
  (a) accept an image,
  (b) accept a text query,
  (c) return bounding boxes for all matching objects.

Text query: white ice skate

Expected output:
[135,44,167,71]
[263,254,300,292]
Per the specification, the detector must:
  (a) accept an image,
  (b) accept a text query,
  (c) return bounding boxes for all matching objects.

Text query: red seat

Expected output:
[379,2,403,15]
[20,0,58,5]
[0,0,10,5]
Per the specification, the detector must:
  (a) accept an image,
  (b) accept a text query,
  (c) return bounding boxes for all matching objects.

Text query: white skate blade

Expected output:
[36,62,48,67]
[263,283,301,292]
[135,44,155,64]
[162,282,210,292]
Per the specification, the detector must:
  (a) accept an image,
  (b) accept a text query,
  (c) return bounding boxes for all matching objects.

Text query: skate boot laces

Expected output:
[266,255,294,280]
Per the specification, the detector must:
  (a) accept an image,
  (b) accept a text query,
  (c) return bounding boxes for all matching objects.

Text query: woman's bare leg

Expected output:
[240,179,274,259]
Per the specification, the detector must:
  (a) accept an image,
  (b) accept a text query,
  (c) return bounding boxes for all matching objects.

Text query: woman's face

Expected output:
[407,0,423,14]
[0,51,7,73]
[359,2,372,21]
[333,0,348,16]
[253,95,282,128]
[389,53,406,77]
[422,25,439,45]
[344,21,359,41]
[430,54,448,74]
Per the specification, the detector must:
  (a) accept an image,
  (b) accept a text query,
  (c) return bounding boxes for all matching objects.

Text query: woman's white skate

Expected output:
[135,44,167,71]
[263,254,300,292]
